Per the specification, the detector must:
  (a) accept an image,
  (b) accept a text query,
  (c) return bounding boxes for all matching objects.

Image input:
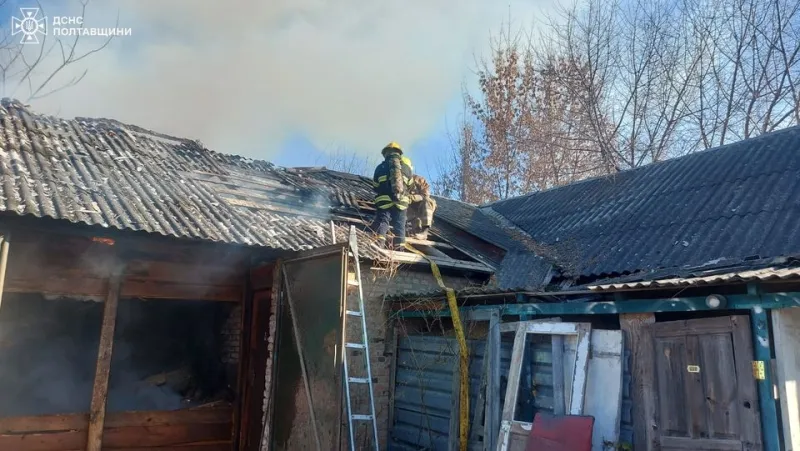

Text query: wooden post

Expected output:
[750,307,780,451]
[619,313,655,451]
[551,335,566,416]
[484,309,500,451]
[86,266,124,451]
[470,340,490,444]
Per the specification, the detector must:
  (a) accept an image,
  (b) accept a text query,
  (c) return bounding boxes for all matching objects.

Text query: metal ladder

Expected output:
[342,225,380,451]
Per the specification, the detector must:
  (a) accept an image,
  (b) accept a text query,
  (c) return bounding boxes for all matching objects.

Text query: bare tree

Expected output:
[0,0,114,102]
[432,105,482,201]
[436,0,800,203]
[437,23,615,204]
[545,0,800,164]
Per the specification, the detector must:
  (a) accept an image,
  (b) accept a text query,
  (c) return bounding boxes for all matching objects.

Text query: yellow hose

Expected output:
[404,243,469,451]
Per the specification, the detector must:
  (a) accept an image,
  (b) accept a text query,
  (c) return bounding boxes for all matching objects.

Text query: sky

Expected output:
[0,0,559,181]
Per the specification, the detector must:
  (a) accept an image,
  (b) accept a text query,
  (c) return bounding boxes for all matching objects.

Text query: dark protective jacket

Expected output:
[372,154,413,210]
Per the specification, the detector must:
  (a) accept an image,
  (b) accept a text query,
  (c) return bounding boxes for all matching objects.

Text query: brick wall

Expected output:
[221,305,242,388]
[260,292,279,451]
[346,265,476,449]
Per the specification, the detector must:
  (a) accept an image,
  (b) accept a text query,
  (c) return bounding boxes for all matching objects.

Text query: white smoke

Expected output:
[13,0,555,159]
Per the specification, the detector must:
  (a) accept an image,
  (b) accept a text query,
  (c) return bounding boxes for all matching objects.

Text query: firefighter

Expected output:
[371,142,414,248]
[406,174,436,240]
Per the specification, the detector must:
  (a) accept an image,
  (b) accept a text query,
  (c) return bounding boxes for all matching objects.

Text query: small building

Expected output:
[3,97,799,451]
[0,99,516,451]
[390,126,800,450]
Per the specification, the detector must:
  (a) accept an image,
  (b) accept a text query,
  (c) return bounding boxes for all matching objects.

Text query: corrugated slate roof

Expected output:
[434,196,521,250]
[433,196,554,288]
[488,127,800,280]
[0,99,394,260]
[588,264,800,291]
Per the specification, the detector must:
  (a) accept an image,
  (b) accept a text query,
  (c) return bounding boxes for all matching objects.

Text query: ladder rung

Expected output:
[348,377,369,384]
[351,414,374,421]
[345,342,366,349]
[346,310,362,316]
[347,279,360,287]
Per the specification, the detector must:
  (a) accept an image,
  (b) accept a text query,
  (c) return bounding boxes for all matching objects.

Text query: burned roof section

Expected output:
[0,99,485,268]
[487,127,800,281]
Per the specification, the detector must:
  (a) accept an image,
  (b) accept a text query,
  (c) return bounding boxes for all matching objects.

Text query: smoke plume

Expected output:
[14,0,553,159]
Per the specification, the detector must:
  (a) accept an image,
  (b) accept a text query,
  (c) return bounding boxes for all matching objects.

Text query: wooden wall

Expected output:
[3,227,251,302]
[0,406,233,451]
[0,222,261,451]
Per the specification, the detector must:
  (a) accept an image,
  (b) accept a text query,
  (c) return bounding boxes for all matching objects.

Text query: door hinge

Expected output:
[752,360,766,380]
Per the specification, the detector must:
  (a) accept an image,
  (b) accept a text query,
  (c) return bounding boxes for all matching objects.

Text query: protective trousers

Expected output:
[371,206,407,247]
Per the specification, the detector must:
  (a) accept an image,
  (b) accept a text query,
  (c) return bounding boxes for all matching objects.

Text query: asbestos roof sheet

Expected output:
[0,99,387,259]
[488,127,800,279]
[433,196,555,288]
[587,261,800,291]
[434,196,521,250]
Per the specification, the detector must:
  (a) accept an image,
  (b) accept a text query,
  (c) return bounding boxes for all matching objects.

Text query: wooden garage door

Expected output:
[646,316,762,451]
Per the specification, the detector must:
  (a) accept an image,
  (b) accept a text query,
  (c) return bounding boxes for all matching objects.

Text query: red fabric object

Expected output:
[525,413,594,451]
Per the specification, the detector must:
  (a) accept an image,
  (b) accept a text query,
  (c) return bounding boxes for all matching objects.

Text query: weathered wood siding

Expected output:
[0,226,252,450]
[390,334,557,451]
[0,407,233,451]
[4,229,250,302]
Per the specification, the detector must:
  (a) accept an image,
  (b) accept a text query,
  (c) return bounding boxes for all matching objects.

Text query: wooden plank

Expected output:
[405,237,457,250]
[735,314,766,449]
[660,436,742,450]
[501,324,526,422]
[102,423,232,447]
[651,316,734,337]
[619,313,656,451]
[498,324,526,450]
[448,362,461,451]
[120,280,241,302]
[124,260,241,286]
[470,340,490,443]
[0,407,233,433]
[375,249,492,273]
[86,268,124,451]
[95,443,230,451]
[484,309,500,451]
[0,430,84,451]
[771,307,800,451]
[0,424,234,451]
[5,275,107,297]
[551,335,566,416]
[567,324,591,415]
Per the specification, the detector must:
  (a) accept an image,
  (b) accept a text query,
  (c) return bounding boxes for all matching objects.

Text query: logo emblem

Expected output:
[11,8,47,44]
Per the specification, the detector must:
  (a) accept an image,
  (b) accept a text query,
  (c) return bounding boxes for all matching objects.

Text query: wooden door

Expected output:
[645,316,762,451]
